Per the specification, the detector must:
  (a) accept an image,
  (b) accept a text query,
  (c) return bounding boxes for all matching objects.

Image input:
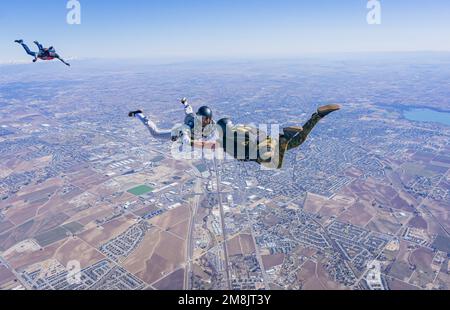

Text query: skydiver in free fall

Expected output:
[128,99,340,169]
[216,104,341,169]
[14,40,71,66]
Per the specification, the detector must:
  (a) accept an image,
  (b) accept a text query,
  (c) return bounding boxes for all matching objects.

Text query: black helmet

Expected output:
[197,106,213,119]
[217,118,233,131]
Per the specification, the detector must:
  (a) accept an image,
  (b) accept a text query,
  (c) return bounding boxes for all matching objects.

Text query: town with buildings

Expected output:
[0,57,449,290]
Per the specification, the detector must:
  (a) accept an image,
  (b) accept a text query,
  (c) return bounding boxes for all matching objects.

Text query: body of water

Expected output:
[404,108,450,126]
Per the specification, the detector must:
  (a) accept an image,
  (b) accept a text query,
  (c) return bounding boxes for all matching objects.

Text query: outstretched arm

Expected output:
[56,55,70,66]
[181,98,194,116]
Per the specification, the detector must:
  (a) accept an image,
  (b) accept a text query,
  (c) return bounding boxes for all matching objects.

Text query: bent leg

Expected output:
[286,113,322,151]
[19,43,37,57]
[135,113,172,141]
[33,41,44,52]
[261,106,339,169]
[267,113,322,169]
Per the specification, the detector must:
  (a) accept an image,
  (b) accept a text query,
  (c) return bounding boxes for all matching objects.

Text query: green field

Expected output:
[127,185,154,196]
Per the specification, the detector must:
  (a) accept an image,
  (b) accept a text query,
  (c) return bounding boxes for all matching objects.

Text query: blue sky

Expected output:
[1,0,450,62]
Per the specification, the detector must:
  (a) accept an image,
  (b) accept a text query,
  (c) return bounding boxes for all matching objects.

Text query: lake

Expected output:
[404,108,450,126]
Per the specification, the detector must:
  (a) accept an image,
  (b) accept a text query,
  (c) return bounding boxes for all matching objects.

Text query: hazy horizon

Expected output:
[1,0,450,63]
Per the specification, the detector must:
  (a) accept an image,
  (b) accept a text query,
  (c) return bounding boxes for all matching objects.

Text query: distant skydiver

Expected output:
[216,105,341,169]
[14,40,71,66]
[128,98,218,153]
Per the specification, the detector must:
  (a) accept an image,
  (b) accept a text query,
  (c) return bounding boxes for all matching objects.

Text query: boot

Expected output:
[318,104,341,118]
[128,110,143,118]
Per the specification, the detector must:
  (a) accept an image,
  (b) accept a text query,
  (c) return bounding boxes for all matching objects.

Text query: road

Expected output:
[213,158,232,290]
[245,209,271,290]
[0,256,30,290]
[184,167,203,290]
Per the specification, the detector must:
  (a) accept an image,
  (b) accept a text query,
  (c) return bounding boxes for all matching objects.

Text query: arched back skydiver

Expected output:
[128,98,218,153]
[14,40,70,66]
[216,104,341,169]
